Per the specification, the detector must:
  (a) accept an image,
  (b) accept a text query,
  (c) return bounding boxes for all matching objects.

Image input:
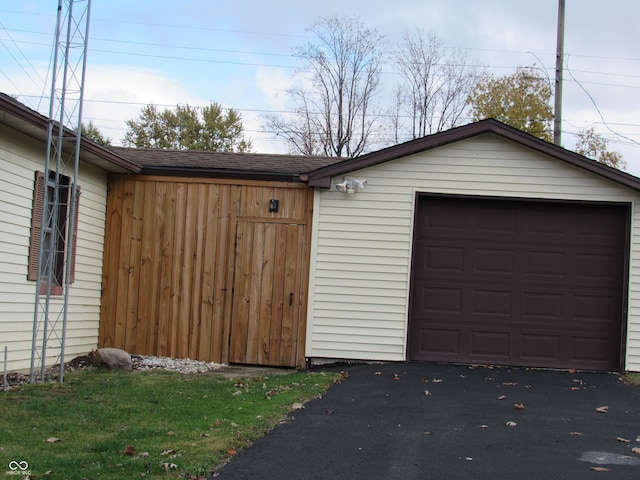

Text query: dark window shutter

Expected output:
[28,171,45,281]
[69,186,80,283]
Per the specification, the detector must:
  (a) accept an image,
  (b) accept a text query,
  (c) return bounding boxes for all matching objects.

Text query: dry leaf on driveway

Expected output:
[617,437,631,443]
[506,421,517,427]
[596,406,609,413]
[632,447,640,455]
[590,466,609,472]
[514,403,525,410]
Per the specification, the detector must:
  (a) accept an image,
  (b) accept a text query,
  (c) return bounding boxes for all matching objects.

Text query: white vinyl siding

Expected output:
[0,124,108,372]
[306,133,640,371]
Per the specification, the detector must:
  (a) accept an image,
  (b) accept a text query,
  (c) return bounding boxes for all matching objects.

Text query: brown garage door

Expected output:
[409,196,628,371]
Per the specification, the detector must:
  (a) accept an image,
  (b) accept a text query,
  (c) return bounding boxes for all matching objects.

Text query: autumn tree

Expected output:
[264,16,385,157]
[391,29,484,141]
[575,126,625,170]
[467,67,553,142]
[81,121,111,146]
[123,103,252,152]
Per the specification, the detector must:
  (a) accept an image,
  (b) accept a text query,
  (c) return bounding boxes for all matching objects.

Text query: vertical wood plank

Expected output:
[157,182,176,357]
[210,185,230,362]
[124,180,145,352]
[296,188,314,368]
[280,224,302,366]
[188,184,207,359]
[257,223,276,364]
[198,184,219,361]
[99,177,123,348]
[221,185,241,363]
[230,221,253,363]
[113,179,135,349]
[245,222,265,363]
[169,182,187,358]
[269,223,287,366]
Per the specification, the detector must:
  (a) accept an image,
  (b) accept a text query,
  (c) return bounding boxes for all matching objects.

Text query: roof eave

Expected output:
[306,119,640,192]
[0,94,141,174]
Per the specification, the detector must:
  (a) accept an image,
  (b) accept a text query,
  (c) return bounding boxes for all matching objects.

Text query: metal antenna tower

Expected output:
[30,0,92,383]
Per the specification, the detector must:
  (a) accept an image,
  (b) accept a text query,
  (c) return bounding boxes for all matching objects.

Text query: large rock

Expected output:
[90,348,132,372]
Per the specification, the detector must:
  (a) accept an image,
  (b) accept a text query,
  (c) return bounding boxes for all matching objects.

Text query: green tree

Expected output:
[81,120,111,146]
[467,67,553,142]
[575,126,625,170]
[123,103,252,152]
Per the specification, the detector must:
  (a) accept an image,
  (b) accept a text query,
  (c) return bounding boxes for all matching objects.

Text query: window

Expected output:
[28,170,79,295]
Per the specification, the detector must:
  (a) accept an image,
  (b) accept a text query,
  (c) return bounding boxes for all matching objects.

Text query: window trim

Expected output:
[28,170,80,295]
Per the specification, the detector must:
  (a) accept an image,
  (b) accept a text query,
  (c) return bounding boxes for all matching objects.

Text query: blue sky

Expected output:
[2,1,640,174]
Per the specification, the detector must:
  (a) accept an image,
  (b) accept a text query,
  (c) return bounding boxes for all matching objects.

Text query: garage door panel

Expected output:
[524,250,566,277]
[476,248,516,274]
[424,245,465,272]
[409,196,627,371]
[470,330,510,358]
[472,289,513,316]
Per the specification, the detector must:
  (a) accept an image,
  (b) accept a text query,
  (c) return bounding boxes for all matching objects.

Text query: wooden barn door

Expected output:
[229,221,305,367]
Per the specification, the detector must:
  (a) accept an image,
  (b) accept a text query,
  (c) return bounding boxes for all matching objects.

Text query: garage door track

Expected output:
[213,362,640,479]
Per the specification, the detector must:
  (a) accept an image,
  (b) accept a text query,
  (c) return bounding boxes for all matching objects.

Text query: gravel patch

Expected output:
[131,355,224,374]
[2,354,225,390]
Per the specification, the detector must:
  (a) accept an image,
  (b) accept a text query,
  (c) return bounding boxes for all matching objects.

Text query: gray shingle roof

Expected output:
[108,146,343,182]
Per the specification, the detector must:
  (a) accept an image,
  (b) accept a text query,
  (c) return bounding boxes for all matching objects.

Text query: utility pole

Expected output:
[554,0,566,145]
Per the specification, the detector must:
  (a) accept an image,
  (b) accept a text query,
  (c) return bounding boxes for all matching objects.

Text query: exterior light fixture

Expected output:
[335,177,367,196]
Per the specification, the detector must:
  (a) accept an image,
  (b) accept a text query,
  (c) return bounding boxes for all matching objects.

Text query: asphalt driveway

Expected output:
[213,362,640,479]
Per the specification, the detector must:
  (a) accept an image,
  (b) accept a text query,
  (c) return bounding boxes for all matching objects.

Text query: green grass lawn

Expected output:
[0,368,340,479]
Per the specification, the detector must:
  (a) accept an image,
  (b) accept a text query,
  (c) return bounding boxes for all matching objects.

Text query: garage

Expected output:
[409,195,628,371]
[305,119,640,372]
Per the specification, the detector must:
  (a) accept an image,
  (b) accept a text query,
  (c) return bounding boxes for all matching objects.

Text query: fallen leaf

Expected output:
[596,406,609,413]
[632,447,640,455]
[139,452,149,458]
[498,395,507,400]
[514,403,525,410]
[570,387,581,390]
[432,378,443,383]
[636,436,640,442]
[214,419,224,426]
[479,424,488,429]
[465,457,473,461]
[393,373,400,381]
[423,431,432,435]
[160,463,178,471]
[617,437,631,443]
[424,390,431,396]
[44,471,53,476]
[292,402,305,410]
[503,382,518,386]
[506,421,517,427]
[45,437,60,443]
[590,467,609,472]
[570,432,583,436]
[123,445,135,456]
[568,368,577,374]
[324,409,334,415]
[160,449,176,456]
[375,371,383,376]
[166,431,175,436]
[227,447,237,456]
[340,371,349,379]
